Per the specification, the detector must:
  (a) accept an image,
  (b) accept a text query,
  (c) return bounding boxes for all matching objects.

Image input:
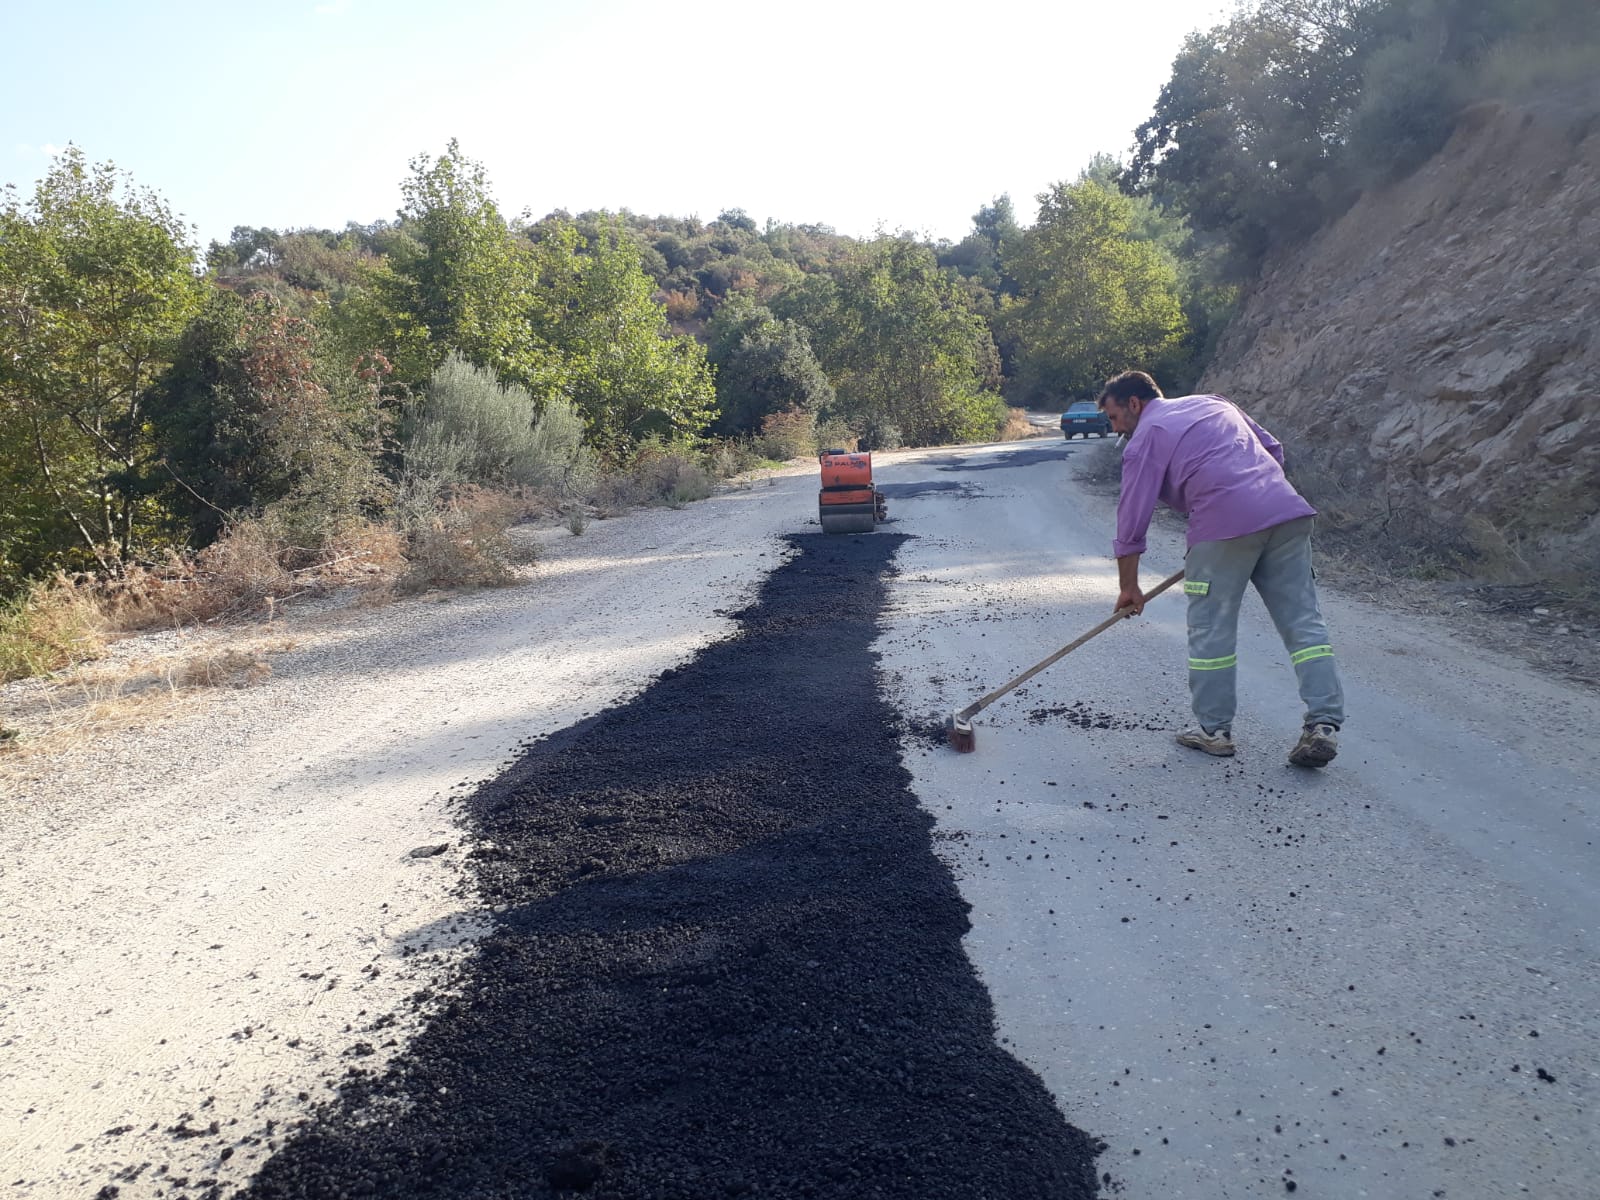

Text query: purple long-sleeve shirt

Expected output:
[1113,394,1316,558]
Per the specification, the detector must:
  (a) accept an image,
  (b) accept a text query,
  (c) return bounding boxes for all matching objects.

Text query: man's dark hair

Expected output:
[1098,370,1162,407]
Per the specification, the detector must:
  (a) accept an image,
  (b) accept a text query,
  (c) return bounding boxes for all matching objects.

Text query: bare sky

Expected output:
[5,0,1227,249]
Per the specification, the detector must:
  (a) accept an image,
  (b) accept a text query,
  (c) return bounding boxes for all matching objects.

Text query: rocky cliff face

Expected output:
[1201,85,1600,582]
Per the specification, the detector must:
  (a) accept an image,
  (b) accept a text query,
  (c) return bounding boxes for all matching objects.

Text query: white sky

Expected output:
[4,0,1228,249]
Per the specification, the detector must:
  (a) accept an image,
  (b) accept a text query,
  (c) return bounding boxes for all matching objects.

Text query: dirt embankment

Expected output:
[1203,84,1600,588]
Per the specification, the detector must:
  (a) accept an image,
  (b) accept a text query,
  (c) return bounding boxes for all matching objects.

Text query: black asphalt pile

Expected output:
[243,532,1100,1200]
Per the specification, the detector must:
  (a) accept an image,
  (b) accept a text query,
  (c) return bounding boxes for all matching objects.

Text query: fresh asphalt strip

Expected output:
[241,532,1101,1200]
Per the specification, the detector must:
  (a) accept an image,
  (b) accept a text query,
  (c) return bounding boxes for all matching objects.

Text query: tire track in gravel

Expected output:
[238,532,1100,1200]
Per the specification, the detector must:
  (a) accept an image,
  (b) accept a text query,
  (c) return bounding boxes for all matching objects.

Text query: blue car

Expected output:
[1061,401,1111,439]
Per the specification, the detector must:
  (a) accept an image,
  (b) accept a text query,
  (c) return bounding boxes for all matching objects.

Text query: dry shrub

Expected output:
[400,486,531,593]
[998,407,1039,441]
[591,445,714,516]
[1474,31,1600,100]
[815,418,859,453]
[197,520,297,608]
[589,472,642,517]
[631,447,713,508]
[173,647,272,688]
[0,575,104,683]
[757,407,817,461]
[702,438,764,479]
[662,289,700,321]
[94,518,404,636]
[130,519,302,625]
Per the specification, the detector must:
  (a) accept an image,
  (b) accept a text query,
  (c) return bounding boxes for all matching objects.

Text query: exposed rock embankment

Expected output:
[1204,84,1600,584]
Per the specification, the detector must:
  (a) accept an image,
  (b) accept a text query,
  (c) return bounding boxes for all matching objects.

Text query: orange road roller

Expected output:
[817,448,887,534]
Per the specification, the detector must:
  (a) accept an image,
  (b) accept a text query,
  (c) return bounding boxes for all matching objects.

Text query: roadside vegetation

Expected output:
[3,0,1595,684]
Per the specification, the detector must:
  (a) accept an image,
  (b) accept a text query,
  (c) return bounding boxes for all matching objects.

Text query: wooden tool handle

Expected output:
[954,568,1185,722]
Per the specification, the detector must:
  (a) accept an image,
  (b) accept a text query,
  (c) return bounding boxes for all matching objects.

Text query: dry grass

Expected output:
[1473,32,1600,101]
[399,486,533,593]
[591,448,715,516]
[0,637,291,765]
[0,575,105,684]
[172,646,276,688]
[998,407,1040,441]
[0,519,406,687]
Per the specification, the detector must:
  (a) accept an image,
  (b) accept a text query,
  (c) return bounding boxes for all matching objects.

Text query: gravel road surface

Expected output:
[874,439,1598,1199]
[2,438,1595,1199]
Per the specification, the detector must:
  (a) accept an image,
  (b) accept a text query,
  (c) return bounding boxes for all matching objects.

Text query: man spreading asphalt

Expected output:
[1097,371,1344,767]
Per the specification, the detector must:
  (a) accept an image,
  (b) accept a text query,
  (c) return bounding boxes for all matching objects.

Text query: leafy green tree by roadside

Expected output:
[704,295,834,436]
[938,194,1021,301]
[0,147,204,579]
[1126,0,1600,276]
[146,292,388,550]
[525,218,716,454]
[794,237,1006,448]
[384,140,539,390]
[1002,178,1188,404]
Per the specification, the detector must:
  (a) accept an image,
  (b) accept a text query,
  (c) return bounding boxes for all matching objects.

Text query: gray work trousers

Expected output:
[1183,515,1345,733]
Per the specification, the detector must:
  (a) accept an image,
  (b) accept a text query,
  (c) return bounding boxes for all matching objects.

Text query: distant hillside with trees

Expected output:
[3,0,1595,656]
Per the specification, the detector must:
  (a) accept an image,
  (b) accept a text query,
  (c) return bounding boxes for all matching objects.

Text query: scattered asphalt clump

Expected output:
[1026,703,1164,733]
[242,532,1100,1200]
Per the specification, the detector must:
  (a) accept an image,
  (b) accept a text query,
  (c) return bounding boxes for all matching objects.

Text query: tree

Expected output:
[526,218,715,454]
[146,292,387,549]
[0,147,204,579]
[1119,0,1599,273]
[1002,179,1188,403]
[1126,3,1377,271]
[802,237,1006,447]
[939,194,1022,300]
[705,295,834,436]
[384,140,539,388]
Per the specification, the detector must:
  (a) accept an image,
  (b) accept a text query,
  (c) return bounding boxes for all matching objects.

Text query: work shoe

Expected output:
[1288,723,1339,768]
[1176,726,1235,757]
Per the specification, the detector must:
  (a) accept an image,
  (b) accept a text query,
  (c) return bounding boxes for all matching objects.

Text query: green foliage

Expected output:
[1127,4,1371,273]
[0,147,204,583]
[705,295,834,436]
[542,208,858,327]
[403,353,594,495]
[940,195,1021,276]
[386,140,541,389]
[795,237,1007,447]
[144,288,256,542]
[6,133,1308,602]
[523,393,596,497]
[1128,0,1600,274]
[526,218,716,454]
[1002,179,1189,403]
[146,292,387,552]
